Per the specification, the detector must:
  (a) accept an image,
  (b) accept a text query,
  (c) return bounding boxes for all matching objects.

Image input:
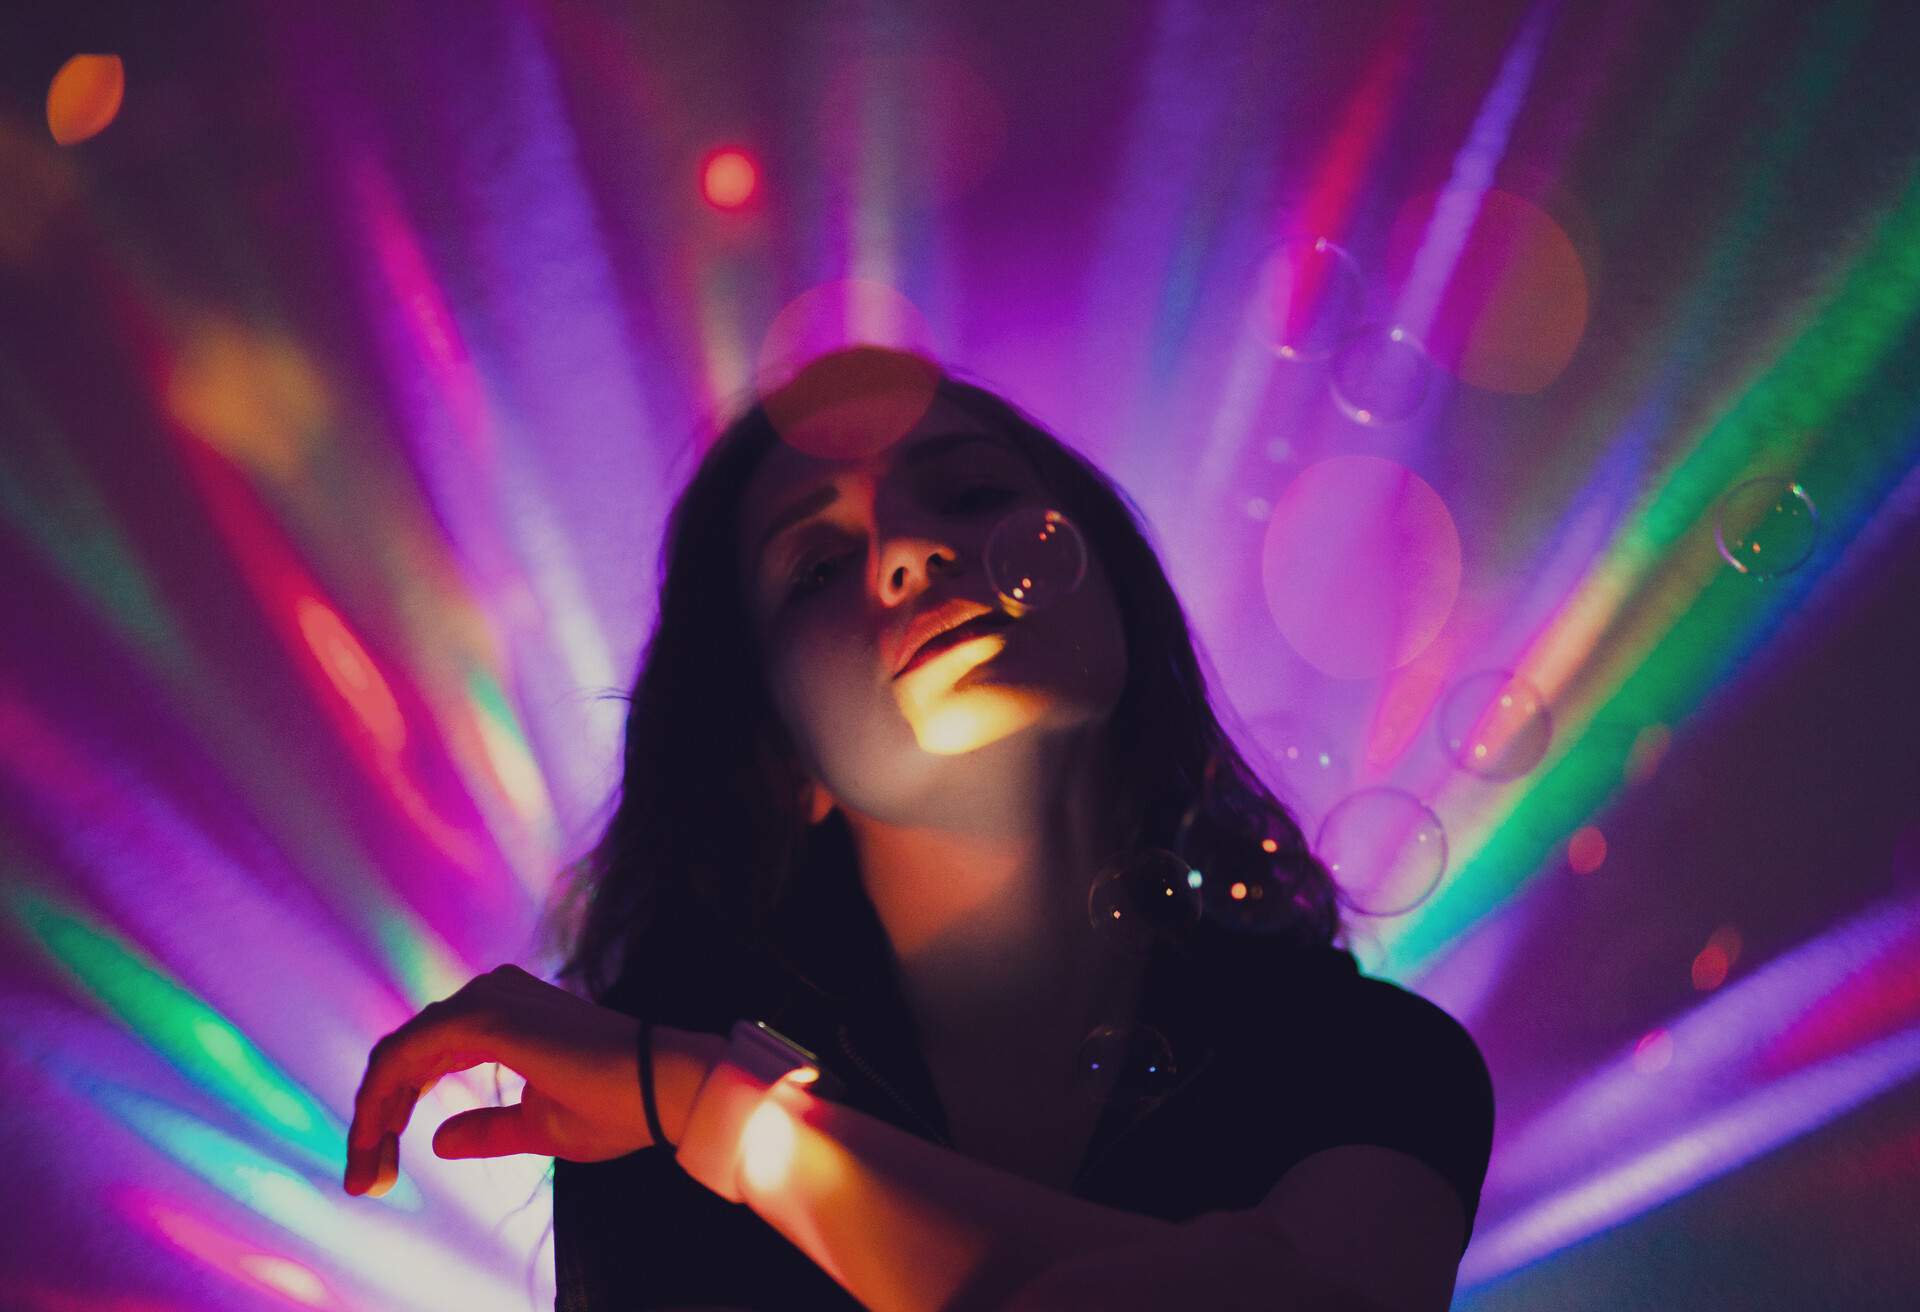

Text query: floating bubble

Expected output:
[1329,324,1435,426]
[1250,236,1366,363]
[1436,670,1553,780]
[1074,1024,1179,1103]
[1715,479,1818,579]
[48,54,124,147]
[1315,788,1447,917]
[986,507,1087,617]
[1087,848,1202,957]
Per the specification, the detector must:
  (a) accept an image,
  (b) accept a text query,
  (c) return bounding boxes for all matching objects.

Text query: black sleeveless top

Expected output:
[553,883,1494,1310]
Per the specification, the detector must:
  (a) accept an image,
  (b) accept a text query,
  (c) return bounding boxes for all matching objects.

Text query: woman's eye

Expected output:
[788,548,858,599]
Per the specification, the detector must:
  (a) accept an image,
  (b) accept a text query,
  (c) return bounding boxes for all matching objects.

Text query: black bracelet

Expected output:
[637,1015,669,1149]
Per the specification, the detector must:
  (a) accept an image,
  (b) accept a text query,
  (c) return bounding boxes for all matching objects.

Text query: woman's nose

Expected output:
[876,531,960,603]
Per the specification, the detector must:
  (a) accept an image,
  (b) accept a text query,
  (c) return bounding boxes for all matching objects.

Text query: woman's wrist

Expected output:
[647,1023,730,1149]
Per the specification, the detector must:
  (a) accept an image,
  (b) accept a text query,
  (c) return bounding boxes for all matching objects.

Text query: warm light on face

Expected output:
[891,631,1052,755]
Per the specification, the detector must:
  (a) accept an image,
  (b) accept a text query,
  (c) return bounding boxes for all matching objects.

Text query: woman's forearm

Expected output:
[656,1025,1348,1312]
[733,1075,1178,1310]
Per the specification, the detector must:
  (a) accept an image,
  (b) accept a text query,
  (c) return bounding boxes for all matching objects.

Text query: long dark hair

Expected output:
[547,355,1345,1010]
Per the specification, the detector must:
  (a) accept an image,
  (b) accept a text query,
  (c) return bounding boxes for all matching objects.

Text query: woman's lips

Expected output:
[893,611,1015,678]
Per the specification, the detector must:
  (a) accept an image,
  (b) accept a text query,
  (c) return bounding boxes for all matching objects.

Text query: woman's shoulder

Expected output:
[1186,929,1491,1102]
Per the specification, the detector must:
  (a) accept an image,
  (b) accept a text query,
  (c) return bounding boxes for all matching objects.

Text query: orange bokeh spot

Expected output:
[1693,924,1743,991]
[294,595,407,754]
[761,344,941,461]
[48,54,124,146]
[1387,188,1590,394]
[1567,824,1607,874]
[1692,945,1730,991]
[702,148,758,209]
[1260,838,1279,854]
[1229,881,1248,901]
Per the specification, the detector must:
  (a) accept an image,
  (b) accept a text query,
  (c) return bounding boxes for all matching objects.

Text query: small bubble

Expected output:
[1315,788,1448,917]
[986,508,1088,617]
[1087,849,1203,956]
[1329,324,1435,426]
[1251,236,1366,363]
[1075,1024,1179,1102]
[1714,478,1818,579]
[1436,671,1553,780]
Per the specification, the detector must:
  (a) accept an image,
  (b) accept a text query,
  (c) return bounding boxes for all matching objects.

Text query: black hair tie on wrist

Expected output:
[638,1015,669,1149]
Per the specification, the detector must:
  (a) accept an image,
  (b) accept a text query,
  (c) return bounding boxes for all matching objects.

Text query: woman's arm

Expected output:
[657,1025,1379,1312]
[343,970,1443,1311]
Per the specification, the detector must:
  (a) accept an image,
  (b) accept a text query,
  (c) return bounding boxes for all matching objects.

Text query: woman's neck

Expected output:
[837,725,1146,1076]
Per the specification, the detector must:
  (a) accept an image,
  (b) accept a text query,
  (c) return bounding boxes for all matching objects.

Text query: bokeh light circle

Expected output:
[1329,324,1435,426]
[1087,848,1202,957]
[47,53,124,146]
[700,147,758,209]
[986,507,1087,617]
[1714,478,1819,579]
[1075,1024,1179,1103]
[1260,456,1462,679]
[1386,188,1591,394]
[1315,787,1448,916]
[756,282,941,459]
[1436,670,1553,779]
[1250,236,1366,363]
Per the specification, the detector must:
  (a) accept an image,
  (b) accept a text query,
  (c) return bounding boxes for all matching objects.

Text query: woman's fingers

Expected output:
[433,1103,546,1160]
[345,1131,399,1197]
[347,990,517,1195]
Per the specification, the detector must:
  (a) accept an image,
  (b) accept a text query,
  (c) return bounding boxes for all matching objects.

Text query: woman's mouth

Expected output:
[894,611,1016,678]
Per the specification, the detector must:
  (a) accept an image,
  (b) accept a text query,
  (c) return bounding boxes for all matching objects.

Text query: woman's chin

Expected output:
[902,682,1051,755]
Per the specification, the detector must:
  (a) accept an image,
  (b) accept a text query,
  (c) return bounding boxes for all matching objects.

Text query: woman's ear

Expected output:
[802,778,837,825]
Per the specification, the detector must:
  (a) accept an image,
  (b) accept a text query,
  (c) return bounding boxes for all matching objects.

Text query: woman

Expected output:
[343,349,1495,1311]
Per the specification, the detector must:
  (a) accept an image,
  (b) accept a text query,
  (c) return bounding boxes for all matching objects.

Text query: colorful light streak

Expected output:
[88,1086,535,1312]
[3,4,1917,1307]
[4,886,359,1183]
[1384,161,1920,977]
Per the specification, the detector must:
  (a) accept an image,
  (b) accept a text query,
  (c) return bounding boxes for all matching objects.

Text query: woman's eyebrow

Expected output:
[752,432,1015,567]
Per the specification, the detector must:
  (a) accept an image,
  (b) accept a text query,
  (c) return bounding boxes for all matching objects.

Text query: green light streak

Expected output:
[0,366,187,663]
[6,886,346,1177]
[1389,165,1920,976]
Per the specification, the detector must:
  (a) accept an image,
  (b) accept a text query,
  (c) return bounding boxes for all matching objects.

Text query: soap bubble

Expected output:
[1251,236,1366,363]
[1075,1024,1179,1103]
[1169,747,1318,936]
[986,507,1087,617]
[1329,325,1435,426]
[1715,479,1818,579]
[1436,671,1553,779]
[1315,788,1448,917]
[1087,848,1202,957]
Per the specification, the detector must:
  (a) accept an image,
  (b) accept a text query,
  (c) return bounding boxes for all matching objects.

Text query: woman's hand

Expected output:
[343,964,703,1197]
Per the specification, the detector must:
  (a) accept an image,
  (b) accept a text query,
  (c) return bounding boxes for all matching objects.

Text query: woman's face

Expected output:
[734,392,1129,824]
